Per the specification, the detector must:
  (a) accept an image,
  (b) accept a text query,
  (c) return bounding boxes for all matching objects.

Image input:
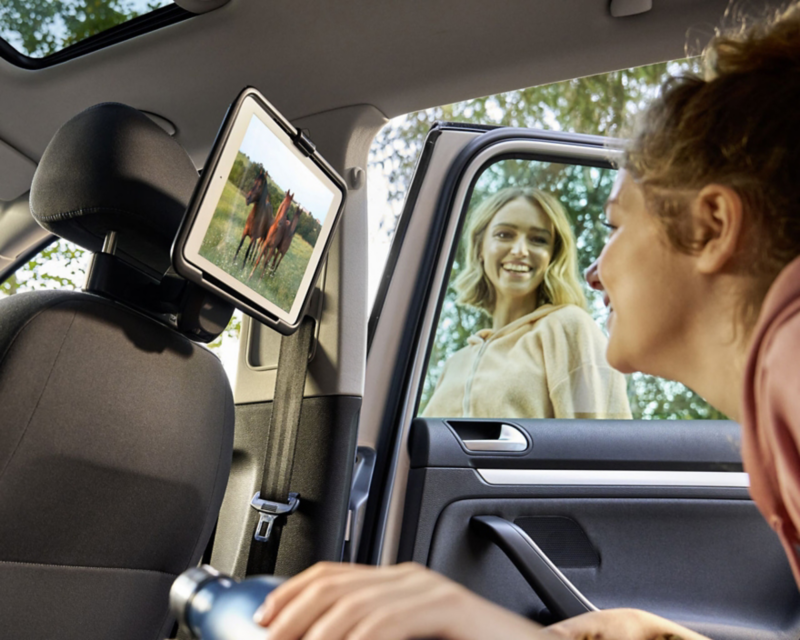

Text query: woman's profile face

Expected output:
[480,196,555,310]
[593,171,696,375]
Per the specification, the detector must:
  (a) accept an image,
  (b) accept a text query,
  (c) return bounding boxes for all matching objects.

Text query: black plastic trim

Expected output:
[0,5,193,70]
[409,418,744,471]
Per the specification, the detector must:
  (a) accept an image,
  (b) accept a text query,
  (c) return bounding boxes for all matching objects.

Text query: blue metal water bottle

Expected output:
[170,565,284,639]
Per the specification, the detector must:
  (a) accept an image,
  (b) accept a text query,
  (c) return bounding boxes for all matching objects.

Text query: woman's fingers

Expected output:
[344,583,466,640]
[548,609,711,640]
[260,563,421,640]
[256,561,551,640]
[255,561,364,625]
[260,561,550,640]
[343,578,554,640]
[301,567,443,640]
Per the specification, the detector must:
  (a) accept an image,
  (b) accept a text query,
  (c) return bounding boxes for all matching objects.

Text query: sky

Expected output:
[238,115,335,224]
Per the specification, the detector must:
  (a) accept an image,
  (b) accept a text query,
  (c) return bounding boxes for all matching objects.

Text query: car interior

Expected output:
[0,1,797,639]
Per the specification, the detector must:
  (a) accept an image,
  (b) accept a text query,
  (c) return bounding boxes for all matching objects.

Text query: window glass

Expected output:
[417,158,725,421]
[0,239,88,296]
[0,239,242,385]
[0,0,173,59]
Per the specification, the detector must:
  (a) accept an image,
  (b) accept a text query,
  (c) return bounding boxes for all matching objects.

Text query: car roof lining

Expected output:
[0,0,752,177]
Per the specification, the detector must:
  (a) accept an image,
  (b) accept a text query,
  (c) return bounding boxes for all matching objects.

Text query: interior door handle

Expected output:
[462,424,527,452]
[470,515,597,621]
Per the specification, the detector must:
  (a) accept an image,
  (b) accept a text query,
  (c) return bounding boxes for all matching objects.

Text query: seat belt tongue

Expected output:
[251,491,300,542]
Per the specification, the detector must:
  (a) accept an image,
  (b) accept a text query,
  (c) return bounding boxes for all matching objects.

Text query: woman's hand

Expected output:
[547,609,711,640]
[253,561,554,640]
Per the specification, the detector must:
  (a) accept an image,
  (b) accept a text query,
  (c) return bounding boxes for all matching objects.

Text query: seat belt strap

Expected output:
[246,314,315,576]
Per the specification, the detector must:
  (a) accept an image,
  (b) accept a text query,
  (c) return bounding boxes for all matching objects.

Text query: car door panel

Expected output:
[400,420,800,638]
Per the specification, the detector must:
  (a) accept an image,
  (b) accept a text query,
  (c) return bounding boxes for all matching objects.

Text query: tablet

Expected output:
[173,88,346,335]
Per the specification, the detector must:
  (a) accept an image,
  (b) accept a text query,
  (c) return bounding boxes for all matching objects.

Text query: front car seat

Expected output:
[0,103,234,640]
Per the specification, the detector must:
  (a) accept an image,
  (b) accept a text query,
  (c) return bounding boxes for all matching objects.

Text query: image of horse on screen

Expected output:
[198,115,335,313]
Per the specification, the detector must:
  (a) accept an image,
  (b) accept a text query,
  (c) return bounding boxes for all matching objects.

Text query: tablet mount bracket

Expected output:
[292,129,316,157]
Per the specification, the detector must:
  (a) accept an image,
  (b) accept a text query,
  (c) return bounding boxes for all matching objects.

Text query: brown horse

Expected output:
[249,190,294,279]
[267,206,302,276]
[233,169,274,267]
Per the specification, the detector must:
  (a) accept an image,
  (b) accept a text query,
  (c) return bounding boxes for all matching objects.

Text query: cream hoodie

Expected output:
[422,304,631,419]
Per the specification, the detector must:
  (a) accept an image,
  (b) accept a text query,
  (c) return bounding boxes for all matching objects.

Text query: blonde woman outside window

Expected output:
[422,186,631,420]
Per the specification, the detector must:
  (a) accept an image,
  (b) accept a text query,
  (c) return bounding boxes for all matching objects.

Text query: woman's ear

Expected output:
[693,184,744,274]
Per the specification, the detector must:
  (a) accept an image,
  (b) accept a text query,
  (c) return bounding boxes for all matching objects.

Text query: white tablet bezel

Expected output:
[177,91,344,330]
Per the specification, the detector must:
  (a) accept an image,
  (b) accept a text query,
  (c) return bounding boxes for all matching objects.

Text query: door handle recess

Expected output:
[462,424,527,452]
[470,515,597,621]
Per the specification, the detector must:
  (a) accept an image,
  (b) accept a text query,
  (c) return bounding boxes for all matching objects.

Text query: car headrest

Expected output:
[30,102,198,278]
[28,102,233,343]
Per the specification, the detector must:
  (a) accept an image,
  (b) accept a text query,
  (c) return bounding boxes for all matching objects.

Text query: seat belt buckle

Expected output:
[250,491,300,542]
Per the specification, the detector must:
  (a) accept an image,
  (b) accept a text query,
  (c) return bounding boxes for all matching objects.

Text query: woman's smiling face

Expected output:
[480,196,555,310]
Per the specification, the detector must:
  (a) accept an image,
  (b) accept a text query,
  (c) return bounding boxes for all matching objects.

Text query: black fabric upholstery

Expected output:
[0,563,175,640]
[0,290,234,639]
[29,103,198,277]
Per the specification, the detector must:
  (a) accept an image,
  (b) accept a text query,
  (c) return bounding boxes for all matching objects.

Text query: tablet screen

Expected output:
[177,91,344,330]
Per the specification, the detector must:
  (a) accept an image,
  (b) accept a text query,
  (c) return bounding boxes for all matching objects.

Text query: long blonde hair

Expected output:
[454,187,587,314]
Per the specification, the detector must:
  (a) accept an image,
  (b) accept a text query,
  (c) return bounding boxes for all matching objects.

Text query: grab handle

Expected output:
[470,515,597,621]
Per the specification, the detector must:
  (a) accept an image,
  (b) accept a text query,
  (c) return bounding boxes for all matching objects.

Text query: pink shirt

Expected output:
[742,255,800,587]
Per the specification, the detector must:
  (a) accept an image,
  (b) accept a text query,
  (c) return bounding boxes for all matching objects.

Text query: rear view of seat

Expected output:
[0,103,235,640]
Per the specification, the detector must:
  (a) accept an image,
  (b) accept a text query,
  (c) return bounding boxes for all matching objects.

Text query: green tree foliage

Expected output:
[372,61,700,207]
[230,153,265,194]
[0,240,87,296]
[294,208,321,246]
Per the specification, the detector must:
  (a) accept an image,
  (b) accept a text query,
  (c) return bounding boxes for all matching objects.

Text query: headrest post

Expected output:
[102,231,118,255]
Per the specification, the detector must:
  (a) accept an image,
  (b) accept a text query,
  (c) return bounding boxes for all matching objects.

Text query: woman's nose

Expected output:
[510,236,529,256]
[584,259,604,291]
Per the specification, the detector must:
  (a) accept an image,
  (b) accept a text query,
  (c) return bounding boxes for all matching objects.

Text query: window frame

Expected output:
[411,138,617,421]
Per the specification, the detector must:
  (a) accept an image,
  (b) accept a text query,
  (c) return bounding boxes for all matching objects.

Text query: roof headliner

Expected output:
[0,0,760,170]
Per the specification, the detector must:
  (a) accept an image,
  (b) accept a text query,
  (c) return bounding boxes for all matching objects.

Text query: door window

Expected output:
[418,157,725,420]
